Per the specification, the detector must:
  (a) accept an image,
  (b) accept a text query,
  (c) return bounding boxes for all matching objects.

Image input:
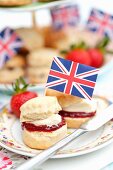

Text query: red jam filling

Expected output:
[22,117,66,132]
[59,110,96,118]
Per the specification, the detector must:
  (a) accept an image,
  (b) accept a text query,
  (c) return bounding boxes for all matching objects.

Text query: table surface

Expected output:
[0,0,113,169]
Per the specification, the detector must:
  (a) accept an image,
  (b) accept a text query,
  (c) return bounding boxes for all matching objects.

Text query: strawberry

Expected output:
[88,37,113,68]
[10,77,37,118]
[66,49,91,66]
[61,37,113,68]
[88,48,103,68]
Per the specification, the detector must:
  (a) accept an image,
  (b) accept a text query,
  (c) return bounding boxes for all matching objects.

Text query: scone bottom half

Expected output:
[20,96,67,149]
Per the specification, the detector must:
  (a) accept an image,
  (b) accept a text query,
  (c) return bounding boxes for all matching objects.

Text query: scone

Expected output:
[41,26,66,48]
[42,26,102,50]
[27,48,60,67]
[0,0,32,6]
[27,67,49,84]
[27,48,60,83]
[46,89,97,128]
[5,55,26,69]
[0,68,25,84]
[53,28,102,50]
[15,28,44,51]
[20,96,67,149]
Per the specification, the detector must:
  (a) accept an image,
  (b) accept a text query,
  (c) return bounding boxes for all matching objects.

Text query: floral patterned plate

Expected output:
[0,96,113,159]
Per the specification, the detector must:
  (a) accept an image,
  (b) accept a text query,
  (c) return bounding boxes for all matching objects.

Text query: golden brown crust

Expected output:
[65,117,90,128]
[40,26,66,48]
[0,68,25,83]
[0,0,32,6]
[46,89,82,108]
[20,96,62,122]
[15,28,44,51]
[5,55,26,68]
[42,26,102,51]
[27,67,49,84]
[22,124,67,149]
[27,48,59,67]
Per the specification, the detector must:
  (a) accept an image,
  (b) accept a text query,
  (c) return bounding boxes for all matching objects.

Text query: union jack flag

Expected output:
[50,4,80,30]
[46,57,99,100]
[0,27,23,69]
[87,8,113,39]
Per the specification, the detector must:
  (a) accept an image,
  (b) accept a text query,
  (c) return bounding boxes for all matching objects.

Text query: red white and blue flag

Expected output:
[46,57,99,100]
[0,27,23,68]
[87,8,113,39]
[51,4,80,30]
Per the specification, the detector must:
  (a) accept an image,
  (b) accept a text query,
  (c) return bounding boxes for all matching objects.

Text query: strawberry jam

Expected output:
[22,118,65,132]
[59,110,96,118]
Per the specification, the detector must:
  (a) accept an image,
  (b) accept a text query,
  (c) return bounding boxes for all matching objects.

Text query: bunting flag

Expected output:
[51,4,80,30]
[46,57,99,100]
[0,27,23,68]
[87,8,113,39]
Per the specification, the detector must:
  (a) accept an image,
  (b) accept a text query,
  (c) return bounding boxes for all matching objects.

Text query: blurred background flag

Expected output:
[50,4,80,30]
[86,8,113,39]
[0,27,23,69]
[46,57,99,100]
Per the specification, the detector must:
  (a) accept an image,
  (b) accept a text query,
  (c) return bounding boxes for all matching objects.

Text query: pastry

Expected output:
[27,48,60,67]
[15,28,44,51]
[20,96,67,149]
[27,48,60,83]
[0,68,25,83]
[41,26,66,48]
[0,0,32,6]
[42,26,102,50]
[46,89,97,128]
[53,28,102,50]
[27,67,49,84]
[5,55,26,69]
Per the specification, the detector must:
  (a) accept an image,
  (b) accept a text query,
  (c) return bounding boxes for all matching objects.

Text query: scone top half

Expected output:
[20,96,62,122]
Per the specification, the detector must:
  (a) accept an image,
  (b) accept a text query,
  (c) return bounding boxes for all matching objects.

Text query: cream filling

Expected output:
[27,114,62,127]
[63,99,97,112]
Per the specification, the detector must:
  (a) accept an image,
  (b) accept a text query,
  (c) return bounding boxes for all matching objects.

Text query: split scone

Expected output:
[20,96,67,149]
[46,89,97,128]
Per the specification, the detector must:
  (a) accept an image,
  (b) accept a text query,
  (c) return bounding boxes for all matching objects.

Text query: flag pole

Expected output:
[32,11,37,29]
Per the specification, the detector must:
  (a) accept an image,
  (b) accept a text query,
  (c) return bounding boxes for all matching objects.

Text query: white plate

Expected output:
[0,96,113,158]
[0,0,72,12]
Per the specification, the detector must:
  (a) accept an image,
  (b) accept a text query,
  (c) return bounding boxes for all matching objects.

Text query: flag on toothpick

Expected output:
[50,4,80,30]
[86,8,113,39]
[0,27,23,69]
[46,57,99,100]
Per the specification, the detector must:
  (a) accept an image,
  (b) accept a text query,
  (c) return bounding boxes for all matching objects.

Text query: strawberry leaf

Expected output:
[12,77,31,94]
